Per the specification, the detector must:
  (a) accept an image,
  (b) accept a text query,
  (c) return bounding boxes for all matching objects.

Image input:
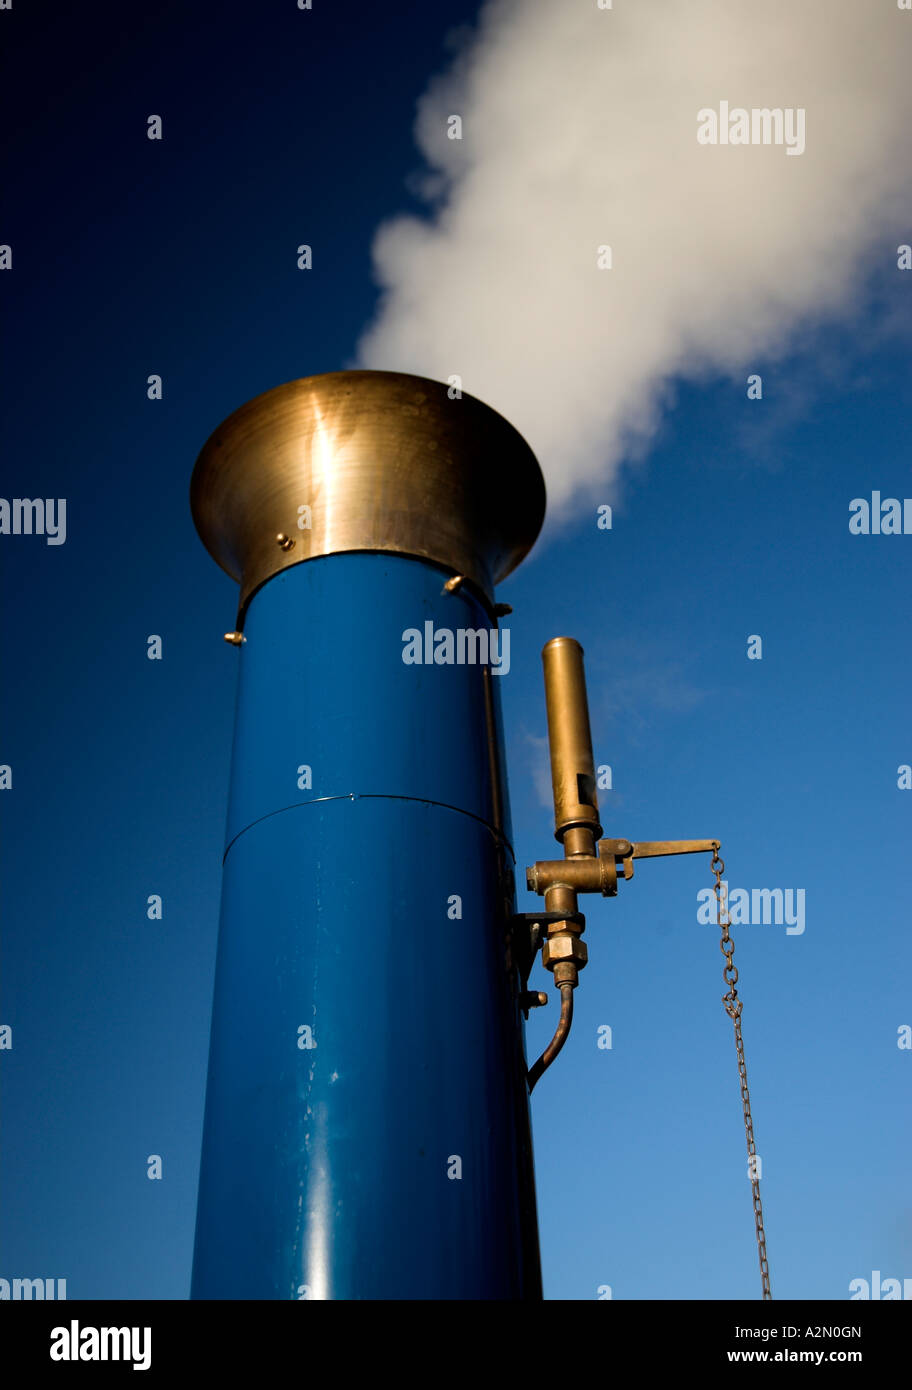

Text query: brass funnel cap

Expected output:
[190,370,546,622]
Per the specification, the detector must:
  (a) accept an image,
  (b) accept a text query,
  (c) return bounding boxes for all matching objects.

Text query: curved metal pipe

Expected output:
[527,983,575,1093]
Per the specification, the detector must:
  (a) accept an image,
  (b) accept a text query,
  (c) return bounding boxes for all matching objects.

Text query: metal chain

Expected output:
[711,844,771,1300]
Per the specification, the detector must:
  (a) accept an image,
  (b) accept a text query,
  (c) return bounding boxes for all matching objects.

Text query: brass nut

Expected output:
[542,935,588,970]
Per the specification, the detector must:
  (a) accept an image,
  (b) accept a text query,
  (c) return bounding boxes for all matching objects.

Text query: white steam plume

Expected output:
[356,0,912,512]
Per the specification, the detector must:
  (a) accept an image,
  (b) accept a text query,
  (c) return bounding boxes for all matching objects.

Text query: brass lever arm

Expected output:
[527,839,720,895]
[626,839,719,859]
[594,838,719,883]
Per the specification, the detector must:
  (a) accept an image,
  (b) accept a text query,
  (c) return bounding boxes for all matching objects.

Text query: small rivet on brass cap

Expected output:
[276,533,295,551]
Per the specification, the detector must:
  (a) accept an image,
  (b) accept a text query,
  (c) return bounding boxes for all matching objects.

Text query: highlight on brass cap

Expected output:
[190,370,546,621]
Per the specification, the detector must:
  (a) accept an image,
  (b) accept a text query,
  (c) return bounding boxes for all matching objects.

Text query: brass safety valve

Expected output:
[522,636,717,1092]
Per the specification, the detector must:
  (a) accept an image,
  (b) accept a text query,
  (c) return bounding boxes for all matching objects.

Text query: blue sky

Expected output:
[1,0,910,1300]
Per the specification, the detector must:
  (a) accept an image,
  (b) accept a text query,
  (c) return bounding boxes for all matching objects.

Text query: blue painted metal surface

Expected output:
[192,552,541,1299]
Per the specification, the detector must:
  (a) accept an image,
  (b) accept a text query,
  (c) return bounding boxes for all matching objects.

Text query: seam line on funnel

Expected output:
[223,793,515,864]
